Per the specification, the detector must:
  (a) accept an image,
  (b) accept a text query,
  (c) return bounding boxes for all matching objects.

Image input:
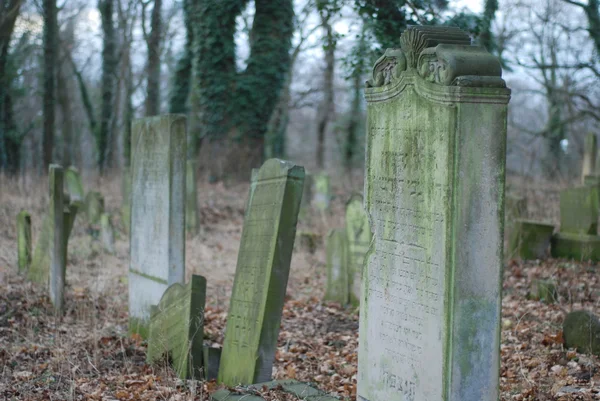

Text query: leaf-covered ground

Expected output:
[1,175,600,400]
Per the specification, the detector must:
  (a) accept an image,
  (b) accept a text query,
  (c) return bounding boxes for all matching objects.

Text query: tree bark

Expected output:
[98,0,117,173]
[42,0,58,168]
[315,11,335,169]
[144,0,162,116]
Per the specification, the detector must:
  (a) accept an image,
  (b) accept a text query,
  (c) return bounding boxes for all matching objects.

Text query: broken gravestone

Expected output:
[218,159,305,386]
[147,275,207,379]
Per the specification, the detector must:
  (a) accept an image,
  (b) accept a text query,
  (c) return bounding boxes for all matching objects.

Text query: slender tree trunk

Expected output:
[169,0,193,115]
[145,0,162,116]
[57,20,76,167]
[316,12,335,169]
[98,0,117,173]
[42,0,58,168]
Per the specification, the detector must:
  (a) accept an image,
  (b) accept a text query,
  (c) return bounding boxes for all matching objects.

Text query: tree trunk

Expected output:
[57,20,76,167]
[98,0,117,173]
[42,0,58,168]
[316,12,335,169]
[145,0,162,116]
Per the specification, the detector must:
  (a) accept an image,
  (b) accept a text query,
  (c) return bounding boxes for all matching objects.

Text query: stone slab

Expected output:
[211,380,339,401]
[559,187,598,235]
[218,159,305,386]
[147,274,206,379]
[324,229,349,305]
[64,166,84,203]
[345,194,371,305]
[551,232,600,262]
[508,219,554,260]
[203,345,222,381]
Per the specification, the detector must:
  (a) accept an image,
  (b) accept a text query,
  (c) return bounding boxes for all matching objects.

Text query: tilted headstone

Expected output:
[218,159,305,386]
[147,275,207,379]
[582,132,597,184]
[359,26,510,401]
[85,191,104,225]
[186,160,199,235]
[345,194,371,305]
[64,166,84,203]
[312,173,330,212]
[324,229,349,305]
[508,219,554,260]
[559,187,598,235]
[17,210,32,272]
[129,115,187,337]
[100,213,115,254]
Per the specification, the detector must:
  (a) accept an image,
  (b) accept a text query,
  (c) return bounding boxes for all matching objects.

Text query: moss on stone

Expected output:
[563,310,600,355]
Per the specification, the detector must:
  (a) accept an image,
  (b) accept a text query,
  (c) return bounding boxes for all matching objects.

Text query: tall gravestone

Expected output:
[345,194,371,305]
[324,229,349,304]
[17,211,32,272]
[359,26,510,401]
[582,133,597,184]
[129,115,187,337]
[559,187,598,235]
[218,159,305,386]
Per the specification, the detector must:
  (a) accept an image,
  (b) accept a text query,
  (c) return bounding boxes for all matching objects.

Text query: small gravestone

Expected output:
[360,26,510,401]
[121,168,132,234]
[129,115,187,337]
[186,160,199,235]
[560,187,598,235]
[218,159,305,386]
[581,133,597,184]
[312,173,330,212]
[17,211,32,272]
[563,310,600,356]
[528,279,558,303]
[85,191,104,225]
[100,213,115,254]
[147,275,207,379]
[324,229,349,305]
[211,380,339,401]
[203,346,222,381]
[508,220,554,260]
[345,194,371,305]
[64,166,84,202]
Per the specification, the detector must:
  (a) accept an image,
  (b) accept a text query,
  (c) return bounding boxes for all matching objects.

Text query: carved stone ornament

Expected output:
[366,25,506,88]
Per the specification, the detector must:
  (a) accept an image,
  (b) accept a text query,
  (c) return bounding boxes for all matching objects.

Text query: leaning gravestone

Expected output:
[147,275,207,379]
[129,115,187,337]
[312,173,330,212]
[345,194,371,305]
[581,133,597,184]
[218,159,305,386]
[324,229,349,305]
[359,26,510,401]
[17,210,32,272]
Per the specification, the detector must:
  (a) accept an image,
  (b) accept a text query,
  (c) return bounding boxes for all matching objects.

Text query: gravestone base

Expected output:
[551,232,600,261]
[211,380,339,401]
[508,220,554,260]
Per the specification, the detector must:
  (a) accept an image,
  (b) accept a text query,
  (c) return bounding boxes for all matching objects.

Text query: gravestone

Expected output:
[218,158,305,386]
[559,187,598,235]
[17,211,32,272]
[360,26,510,401]
[508,220,554,260]
[563,310,600,356]
[324,229,349,305]
[121,168,132,234]
[211,380,339,401]
[64,166,84,202]
[203,346,222,380]
[47,165,66,311]
[298,172,313,218]
[100,213,115,254]
[582,133,597,184]
[186,160,199,235]
[147,275,207,379]
[129,115,187,337]
[551,232,600,261]
[345,194,371,305]
[312,173,330,212]
[85,191,104,225]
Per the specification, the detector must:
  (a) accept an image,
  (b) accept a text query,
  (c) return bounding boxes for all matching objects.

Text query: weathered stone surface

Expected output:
[17,210,31,272]
[211,380,339,401]
[64,166,84,203]
[508,219,554,260]
[218,159,305,386]
[186,160,199,235]
[551,232,600,261]
[203,346,222,381]
[505,194,527,221]
[324,229,349,305]
[312,173,330,212]
[563,310,600,355]
[582,133,597,184]
[359,26,510,401]
[129,115,187,337]
[560,187,598,235]
[85,191,104,225]
[528,279,558,303]
[100,213,115,254]
[147,275,206,379]
[345,194,371,305]
[298,172,313,218]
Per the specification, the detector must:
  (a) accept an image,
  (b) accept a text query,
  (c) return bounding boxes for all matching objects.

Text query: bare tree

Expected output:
[142,0,162,116]
[43,0,58,168]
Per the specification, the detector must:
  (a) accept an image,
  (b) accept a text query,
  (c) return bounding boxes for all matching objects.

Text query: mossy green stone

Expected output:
[551,232,600,261]
[563,310,600,355]
[218,159,305,386]
[345,194,371,306]
[324,229,350,305]
[17,210,31,272]
[147,275,207,379]
[559,187,598,235]
[64,166,84,203]
[85,191,105,225]
[528,279,558,303]
[508,219,554,260]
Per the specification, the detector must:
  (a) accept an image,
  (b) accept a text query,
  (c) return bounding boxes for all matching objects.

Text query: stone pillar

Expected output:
[129,114,187,337]
[358,26,510,401]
